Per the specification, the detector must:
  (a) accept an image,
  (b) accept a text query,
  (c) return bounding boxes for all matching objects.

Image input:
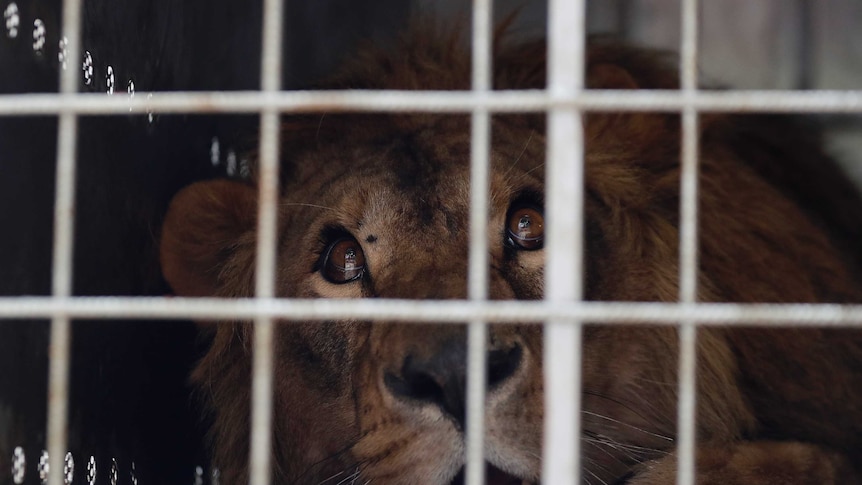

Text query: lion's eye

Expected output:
[321,237,366,284]
[506,205,544,250]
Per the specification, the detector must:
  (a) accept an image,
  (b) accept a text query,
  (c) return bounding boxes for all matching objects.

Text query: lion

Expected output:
[159,27,862,485]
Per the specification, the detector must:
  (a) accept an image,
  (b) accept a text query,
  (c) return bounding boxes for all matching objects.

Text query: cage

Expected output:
[1,1,862,484]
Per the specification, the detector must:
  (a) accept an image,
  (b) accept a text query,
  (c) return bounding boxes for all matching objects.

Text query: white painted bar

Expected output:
[465,1,493,484]
[248,0,285,481]
[4,298,862,325]
[47,0,84,482]
[3,89,862,115]
[544,0,586,484]
[676,0,700,484]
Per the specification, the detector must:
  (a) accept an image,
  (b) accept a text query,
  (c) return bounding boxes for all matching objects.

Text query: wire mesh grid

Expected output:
[2,0,862,484]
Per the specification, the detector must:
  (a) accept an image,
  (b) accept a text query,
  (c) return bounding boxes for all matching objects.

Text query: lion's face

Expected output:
[159,109,717,484]
[164,114,552,483]
[158,37,862,484]
[270,116,547,484]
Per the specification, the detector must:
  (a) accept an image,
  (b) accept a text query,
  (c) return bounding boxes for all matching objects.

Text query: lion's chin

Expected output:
[449,463,536,485]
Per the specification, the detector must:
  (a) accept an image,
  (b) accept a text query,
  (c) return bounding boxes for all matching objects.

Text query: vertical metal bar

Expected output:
[465,100,490,485]
[544,1,586,484]
[48,114,77,485]
[677,1,699,484]
[466,0,492,483]
[680,0,699,94]
[617,0,632,39]
[796,0,814,90]
[58,2,83,97]
[47,0,83,483]
[250,0,284,482]
[676,109,699,485]
[471,0,492,92]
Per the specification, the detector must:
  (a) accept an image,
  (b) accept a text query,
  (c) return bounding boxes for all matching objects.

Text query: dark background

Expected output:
[0,0,406,483]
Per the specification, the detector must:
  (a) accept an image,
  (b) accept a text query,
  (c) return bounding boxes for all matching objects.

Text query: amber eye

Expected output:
[321,237,366,284]
[506,205,544,250]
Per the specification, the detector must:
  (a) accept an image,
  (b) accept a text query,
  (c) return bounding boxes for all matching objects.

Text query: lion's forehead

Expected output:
[291,144,541,232]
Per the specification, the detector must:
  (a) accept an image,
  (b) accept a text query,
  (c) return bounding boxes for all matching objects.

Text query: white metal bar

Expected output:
[249,112,278,485]
[58,5,83,96]
[249,0,284,482]
[677,1,700,484]
[47,114,76,485]
[47,0,84,482]
[259,1,284,95]
[465,1,493,484]
[465,301,489,485]
[544,0,586,484]
[255,112,281,300]
[50,121,78,307]
[680,0,699,94]
[676,107,700,485]
[3,90,862,115]
[249,314,274,485]
[3,298,862,325]
[46,315,70,485]
[471,0,492,93]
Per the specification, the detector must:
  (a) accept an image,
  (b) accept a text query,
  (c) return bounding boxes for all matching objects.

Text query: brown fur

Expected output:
[160,30,862,485]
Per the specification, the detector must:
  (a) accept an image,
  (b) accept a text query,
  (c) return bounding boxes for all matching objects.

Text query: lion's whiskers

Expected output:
[315,113,328,147]
[583,434,648,463]
[582,410,673,443]
[582,466,610,485]
[503,131,535,177]
[334,466,362,485]
[581,428,670,485]
[509,160,545,186]
[582,389,675,443]
[311,463,364,485]
[296,437,363,485]
[281,201,339,212]
[316,469,346,485]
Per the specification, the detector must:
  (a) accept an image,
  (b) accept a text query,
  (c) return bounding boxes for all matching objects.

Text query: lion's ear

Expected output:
[160,179,258,297]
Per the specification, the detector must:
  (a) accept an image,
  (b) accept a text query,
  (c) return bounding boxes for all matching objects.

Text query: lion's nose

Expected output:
[383,339,523,429]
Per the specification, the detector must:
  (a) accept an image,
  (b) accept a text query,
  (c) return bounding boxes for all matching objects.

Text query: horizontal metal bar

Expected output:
[1,297,862,325]
[1,90,862,115]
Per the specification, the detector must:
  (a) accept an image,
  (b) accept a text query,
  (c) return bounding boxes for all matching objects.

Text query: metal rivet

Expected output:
[58,36,68,70]
[87,456,97,485]
[82,51,94,85]
[226,150,237,176]
[12,446,25,484]
[106,65,115,94]
[4,2,18,38]
[239,157,250,179]
[146,93,155,124]
[194,466,203,485]
[38,450,49,484]
[128,80,135,111]
[130,461,138,485]
[110,458,118,485]
[32,19,46,53]
[64,452,74,485]
[210,137,221,166]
